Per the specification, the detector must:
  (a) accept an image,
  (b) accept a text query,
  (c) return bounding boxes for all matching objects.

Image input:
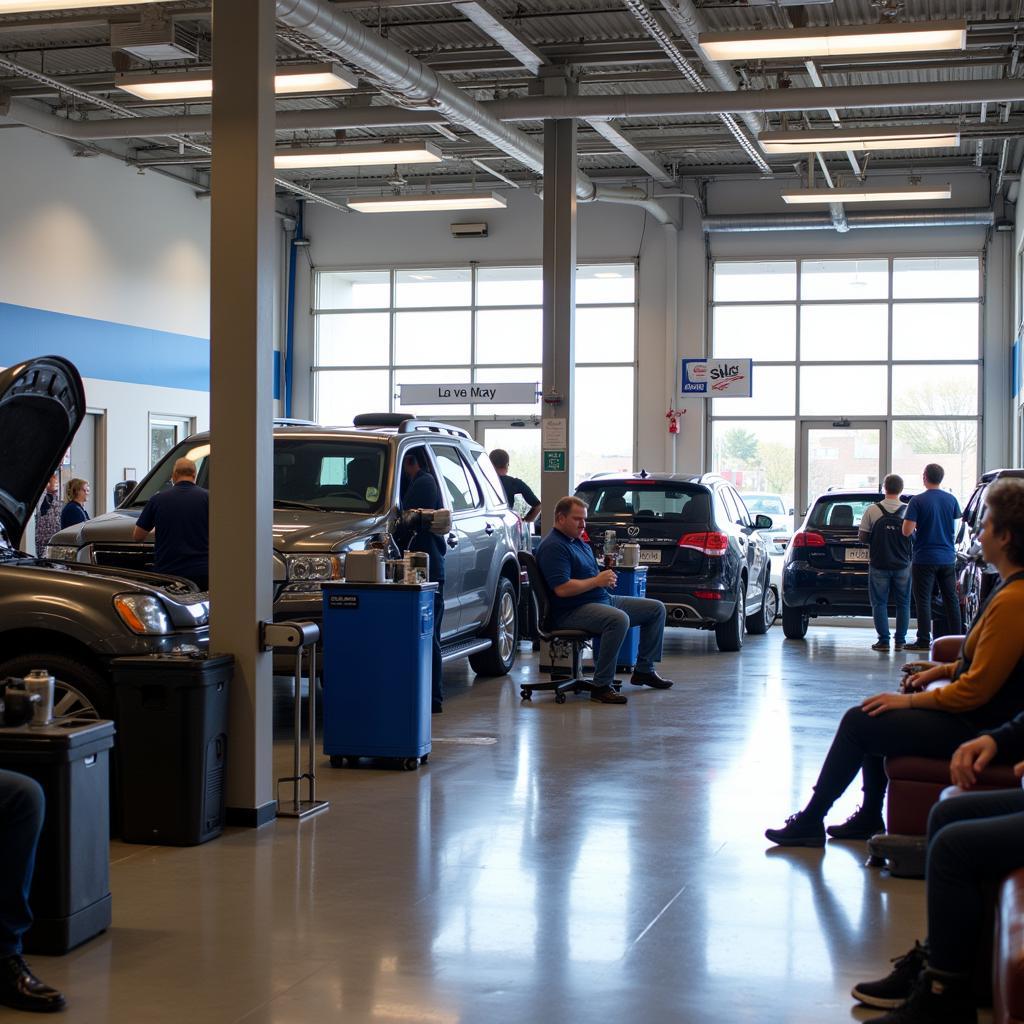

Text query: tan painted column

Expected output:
[210,0,276,825]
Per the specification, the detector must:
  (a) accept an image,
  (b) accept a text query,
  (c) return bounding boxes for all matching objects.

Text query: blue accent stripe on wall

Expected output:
[273,349,281,401]
[0,302,209,392]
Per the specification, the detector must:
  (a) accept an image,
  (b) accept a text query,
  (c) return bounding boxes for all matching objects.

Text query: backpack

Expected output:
[869,502,912,570]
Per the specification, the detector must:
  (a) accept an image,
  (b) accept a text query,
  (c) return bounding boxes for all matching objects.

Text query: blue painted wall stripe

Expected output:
[273,349,281,401]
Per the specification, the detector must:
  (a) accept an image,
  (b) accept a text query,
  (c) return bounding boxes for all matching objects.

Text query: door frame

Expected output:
[797,418,889,515]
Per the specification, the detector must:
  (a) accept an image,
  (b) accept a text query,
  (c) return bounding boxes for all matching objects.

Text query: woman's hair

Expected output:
[65,478,87,502]
[984,477,1024,565]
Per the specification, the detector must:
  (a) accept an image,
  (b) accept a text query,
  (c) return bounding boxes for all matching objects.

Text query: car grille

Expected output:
[92,546,154,572]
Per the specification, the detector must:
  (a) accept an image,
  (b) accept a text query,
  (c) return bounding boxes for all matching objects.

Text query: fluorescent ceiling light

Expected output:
[781,184,953,204]
[0,0,164,10]
[347,192,508,213]
[759,124,960,154]
[699,19,966,60]
[115,63,358,101]
[274,141,442,170]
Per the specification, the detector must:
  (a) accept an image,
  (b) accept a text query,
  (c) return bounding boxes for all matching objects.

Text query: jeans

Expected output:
[926,789,1024,974]
[432,582,444,707]
[868,566,911,643]
[0,770,45,956]
[913,561,962,645]
[554,596,666,687]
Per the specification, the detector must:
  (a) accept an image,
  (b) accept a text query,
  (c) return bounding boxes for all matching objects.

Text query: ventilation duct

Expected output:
[702,208,995,232]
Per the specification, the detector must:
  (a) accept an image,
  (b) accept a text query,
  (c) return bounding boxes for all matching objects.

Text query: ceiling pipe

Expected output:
[702,208,995,232]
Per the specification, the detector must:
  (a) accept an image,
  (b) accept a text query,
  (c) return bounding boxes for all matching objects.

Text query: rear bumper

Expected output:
[645,580,736,627]
[783,563,873,617]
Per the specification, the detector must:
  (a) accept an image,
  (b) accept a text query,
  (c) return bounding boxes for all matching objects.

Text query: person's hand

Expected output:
[902,665,947,692]
[950,735,998,788]
[861,692,913,716]
[595,569,617,589]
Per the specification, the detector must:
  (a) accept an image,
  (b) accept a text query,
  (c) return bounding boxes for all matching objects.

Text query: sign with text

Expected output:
[543,450,566,473]
[399,382,538,406]
[680,358,753,398]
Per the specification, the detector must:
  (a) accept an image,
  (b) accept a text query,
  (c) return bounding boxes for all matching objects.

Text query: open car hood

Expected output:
[0,356,85,542]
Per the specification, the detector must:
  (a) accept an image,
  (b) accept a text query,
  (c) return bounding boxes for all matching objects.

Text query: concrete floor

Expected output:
[9,625,983,1023]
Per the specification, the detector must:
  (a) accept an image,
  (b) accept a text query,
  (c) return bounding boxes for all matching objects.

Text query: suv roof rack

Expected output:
[273,417,316,426]
[399,419,473,440]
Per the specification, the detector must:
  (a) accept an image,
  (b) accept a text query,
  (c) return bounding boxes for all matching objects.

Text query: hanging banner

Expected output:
[680,358,753,398]
[399,382,538,405]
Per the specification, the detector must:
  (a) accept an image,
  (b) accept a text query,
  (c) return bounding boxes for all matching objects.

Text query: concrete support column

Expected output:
[210,0,276,826]
[540,115,577,513]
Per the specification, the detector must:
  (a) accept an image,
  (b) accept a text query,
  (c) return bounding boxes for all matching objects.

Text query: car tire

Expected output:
[715,579,746,652]
[781,601,809,640]
[469,577,519,677]
[0,652,113,720]
[746,575,776,635]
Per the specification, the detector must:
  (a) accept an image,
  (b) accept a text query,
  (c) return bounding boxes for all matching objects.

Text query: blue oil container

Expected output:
[592,566,648,672]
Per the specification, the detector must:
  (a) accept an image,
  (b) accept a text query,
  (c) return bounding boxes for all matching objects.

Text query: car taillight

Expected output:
[693,590,723,600]
[678,531,729,556]
[792,531,826,548]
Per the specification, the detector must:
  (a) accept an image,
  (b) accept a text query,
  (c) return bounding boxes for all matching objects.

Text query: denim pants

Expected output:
[912,561,962,644]
[868,566,911,643]
[554,596,666,687]
[0,770,45,956]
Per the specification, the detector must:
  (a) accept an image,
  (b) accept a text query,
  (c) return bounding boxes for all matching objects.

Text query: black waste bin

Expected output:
[111,653,232,846]
[0,718,115,955]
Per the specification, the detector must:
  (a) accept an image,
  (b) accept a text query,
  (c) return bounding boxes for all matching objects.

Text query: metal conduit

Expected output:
[702,209,996,232]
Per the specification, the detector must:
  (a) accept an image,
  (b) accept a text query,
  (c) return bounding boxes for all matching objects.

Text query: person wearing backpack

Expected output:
[859,474,913,652]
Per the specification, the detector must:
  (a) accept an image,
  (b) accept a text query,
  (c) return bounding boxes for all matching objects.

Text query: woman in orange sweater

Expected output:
[766,476,1024,848]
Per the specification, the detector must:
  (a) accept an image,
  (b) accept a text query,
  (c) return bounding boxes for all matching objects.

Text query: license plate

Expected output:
[639,549,662,565]
[845,548,870,563]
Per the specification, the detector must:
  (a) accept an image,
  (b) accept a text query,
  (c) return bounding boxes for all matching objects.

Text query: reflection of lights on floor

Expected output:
[372,1004,460,1024]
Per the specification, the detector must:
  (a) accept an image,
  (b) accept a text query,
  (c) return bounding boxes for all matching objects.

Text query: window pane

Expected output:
[316,369,390,425]
[806,427,881,499]
[712,365,795,417]
[893,257,979,299]
[892,302,979,360]
[892,420,977,503]
[433,445,480,511]
[394,311,471,365]
[713,305,795,360]
[576,264,635,304]
[891,364,978,416]
[575,366,633,484]
[800,259,888,300]
[473,367,541,416]
[395,268,471,308]
[395,368,471,416]
[801,304,888,361]
[713,261,796,302]
[576,306,634,362]
[316,312,389,366]
[316,270,389,310]
[799,365,887,415]
[477,267,543,306]
[476,308,542,364]
[711,419,795,508]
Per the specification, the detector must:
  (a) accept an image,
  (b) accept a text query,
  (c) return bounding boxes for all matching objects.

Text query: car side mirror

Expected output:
[754,514,774,531]
[788,507,795,516]
[113,480,136,507]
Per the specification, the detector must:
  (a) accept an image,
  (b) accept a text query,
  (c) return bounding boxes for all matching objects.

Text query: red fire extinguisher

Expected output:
[666,407,685,434]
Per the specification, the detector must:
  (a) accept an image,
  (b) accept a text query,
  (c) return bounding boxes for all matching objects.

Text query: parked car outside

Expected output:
[0,355,210,719]
[573,472,775,651]
[739,492,794,587]
[47,414,523,677]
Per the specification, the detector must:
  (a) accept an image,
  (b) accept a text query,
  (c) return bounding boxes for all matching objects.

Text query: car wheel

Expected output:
[715,579,746,652]
[747,576,776,635]
[781,601,809,640]
[0,652,113,720]
[469,577,519,676]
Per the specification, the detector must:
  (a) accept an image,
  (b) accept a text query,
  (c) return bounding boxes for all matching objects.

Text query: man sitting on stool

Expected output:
[536,496,674,704]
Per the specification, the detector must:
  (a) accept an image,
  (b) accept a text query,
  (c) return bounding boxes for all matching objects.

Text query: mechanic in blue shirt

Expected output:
[902,462,963,651]
[535,495,674,704]
[133,457,209,590]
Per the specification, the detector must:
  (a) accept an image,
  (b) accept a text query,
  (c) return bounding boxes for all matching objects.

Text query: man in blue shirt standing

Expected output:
[902,463,963,652]
[536,495,673,704]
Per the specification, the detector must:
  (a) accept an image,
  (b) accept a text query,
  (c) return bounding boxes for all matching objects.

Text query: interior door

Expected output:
[799,420,887,515]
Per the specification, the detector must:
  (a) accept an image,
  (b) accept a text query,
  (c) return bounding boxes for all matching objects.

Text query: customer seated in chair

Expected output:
[535,496,674,705]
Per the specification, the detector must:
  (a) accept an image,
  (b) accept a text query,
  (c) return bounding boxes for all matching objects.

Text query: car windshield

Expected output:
[743,495,786,516]
[129,438,390,514]
[577,483,710,522]
[807,496,881,530]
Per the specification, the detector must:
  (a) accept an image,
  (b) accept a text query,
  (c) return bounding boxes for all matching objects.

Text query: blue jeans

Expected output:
[868,566,911,643]
[554,596,666,687]
[0,770,45,956]
[912,561,962,644]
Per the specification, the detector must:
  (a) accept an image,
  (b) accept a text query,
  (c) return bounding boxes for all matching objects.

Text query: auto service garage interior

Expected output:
[0,1,1021,1021]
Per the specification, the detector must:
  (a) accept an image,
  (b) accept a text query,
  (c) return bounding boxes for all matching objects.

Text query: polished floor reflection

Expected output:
[14,626,987,1023]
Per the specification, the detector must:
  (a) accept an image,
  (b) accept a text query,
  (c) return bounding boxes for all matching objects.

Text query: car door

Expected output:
[727,487,766,609]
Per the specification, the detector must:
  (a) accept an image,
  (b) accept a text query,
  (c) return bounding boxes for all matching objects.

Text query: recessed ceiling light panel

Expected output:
[759,124,961,154]
[115,63,358,102]
[781,184,953,204]
[347,192,508,213]
[274,141,442,170]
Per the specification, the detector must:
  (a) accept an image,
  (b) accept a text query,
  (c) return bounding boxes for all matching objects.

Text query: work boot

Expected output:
[0,955,66,1013]
[590,686,627,704]
[827,805,886,840]
[864,968,976,1024]
[852,941,928,1009]
[764,810,826,848]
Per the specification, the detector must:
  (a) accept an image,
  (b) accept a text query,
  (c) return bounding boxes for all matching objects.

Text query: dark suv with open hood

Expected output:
[0,356,210,719]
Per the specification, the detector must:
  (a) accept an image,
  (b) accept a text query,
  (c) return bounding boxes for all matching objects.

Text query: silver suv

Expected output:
[48,414,524,677]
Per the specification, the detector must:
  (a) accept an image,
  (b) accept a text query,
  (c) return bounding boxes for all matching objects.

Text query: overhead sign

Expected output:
[399,382,538,406]
[680,358,753,398]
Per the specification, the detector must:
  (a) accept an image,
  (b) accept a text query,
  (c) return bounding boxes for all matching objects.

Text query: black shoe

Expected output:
[894,641,906,652]
[629,670,674,689]
[0,955,66,1013]
[765,811,826,848]
[852,942,928,1009]
[871,640,890,652]
[590,686,628,704]
[864,968,976,1023]
[431,701,443,715]
[904,641,932,653]
[827,805,886,841]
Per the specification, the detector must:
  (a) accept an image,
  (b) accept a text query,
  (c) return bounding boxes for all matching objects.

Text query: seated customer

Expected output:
[850,715,1024,1024]
[535,495,674,705]
[766,477,1024,848]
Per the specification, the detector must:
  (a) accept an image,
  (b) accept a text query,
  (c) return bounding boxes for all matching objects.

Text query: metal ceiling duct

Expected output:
[702,208,995,232]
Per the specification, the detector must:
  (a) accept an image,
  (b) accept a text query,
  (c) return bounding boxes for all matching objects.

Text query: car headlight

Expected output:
[285,554,342,582]
[44,545,78,562]
[114,594,173,635]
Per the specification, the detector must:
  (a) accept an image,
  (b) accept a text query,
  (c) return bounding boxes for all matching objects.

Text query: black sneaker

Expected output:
[852,942,928,1009]
[0,954,66,1013]
[864,968,976,1023]
[894,641,906,652]
[827,805,886,841]
[871,640,890,652]
[904,641,932,653]
[765,811,826,848]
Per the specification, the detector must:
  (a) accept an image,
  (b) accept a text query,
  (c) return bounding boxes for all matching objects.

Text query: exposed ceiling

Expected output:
[0,0,1020,212]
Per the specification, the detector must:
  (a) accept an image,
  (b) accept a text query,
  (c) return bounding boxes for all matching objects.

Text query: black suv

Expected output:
[573,473,775,651]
